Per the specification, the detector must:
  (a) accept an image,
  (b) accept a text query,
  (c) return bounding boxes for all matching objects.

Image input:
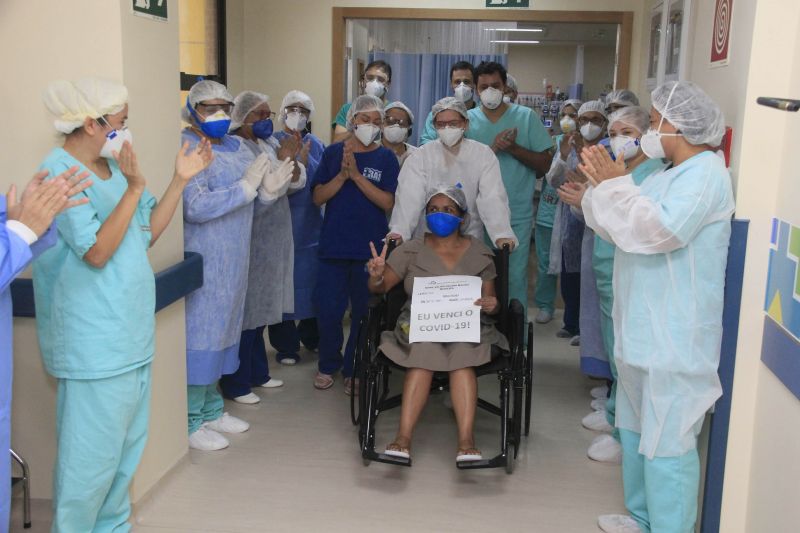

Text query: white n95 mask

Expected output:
[285,111,308,132]
[480,87,503,110]
[560,117,576,134]
[580,123,603,142]
[437,127,464,147]
[610,135,640,161]
[382,124,408,144]
[364,80,386,98]
[100,127,133,159]
[354,124,380,146]
[454,83,473,103]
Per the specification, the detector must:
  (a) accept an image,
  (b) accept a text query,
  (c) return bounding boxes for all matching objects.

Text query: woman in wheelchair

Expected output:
[366,186,509,463]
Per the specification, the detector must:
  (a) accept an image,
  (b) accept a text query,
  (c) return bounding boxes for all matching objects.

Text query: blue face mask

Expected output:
[186,98,231,139]
[426,212,463,237]
[251,118,273,140]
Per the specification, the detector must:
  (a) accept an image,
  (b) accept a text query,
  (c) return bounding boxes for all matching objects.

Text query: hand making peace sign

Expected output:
[367,240,388,278]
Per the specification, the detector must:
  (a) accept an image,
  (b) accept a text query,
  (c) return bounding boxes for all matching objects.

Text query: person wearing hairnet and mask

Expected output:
[419,61,477,145]
[311,95,399,393]
[381,101,417,168]
[218,91,303,404]
[579,81,734,533]
[533,98,582,325]
[332,59,392,143]
[467,62,554,326]
[181,79,275,451]
[605,89,640,116]
[388,97,516,252]
[503,73,519,104]
[545,100,608,346]
[1,167,92,532]
[267,90,326,365]
[34,77,213,531]
[558,106,667,466]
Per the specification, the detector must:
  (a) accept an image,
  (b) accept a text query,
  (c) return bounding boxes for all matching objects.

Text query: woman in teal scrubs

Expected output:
[34,78,212,532]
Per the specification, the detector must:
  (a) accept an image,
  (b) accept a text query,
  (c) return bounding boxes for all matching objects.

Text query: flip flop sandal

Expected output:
[456,448,483,462]
[384,442,411,460]
[313,372,334,390]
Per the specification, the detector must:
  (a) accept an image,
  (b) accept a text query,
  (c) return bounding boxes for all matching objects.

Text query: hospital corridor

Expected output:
[1,1,799,533]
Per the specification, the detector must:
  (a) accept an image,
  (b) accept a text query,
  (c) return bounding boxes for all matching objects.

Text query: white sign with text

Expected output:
[409,275,482,343]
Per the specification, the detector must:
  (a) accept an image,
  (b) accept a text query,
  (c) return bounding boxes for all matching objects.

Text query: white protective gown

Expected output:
[582,151,735,458]
[388,138,517,245]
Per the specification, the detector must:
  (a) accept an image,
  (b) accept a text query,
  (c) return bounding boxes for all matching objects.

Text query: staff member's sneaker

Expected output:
[205,412,250,433]
[188,426,229,451]
[597,514,642,532]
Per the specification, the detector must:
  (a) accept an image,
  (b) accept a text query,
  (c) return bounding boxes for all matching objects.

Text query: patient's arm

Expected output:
[475,279,500,315]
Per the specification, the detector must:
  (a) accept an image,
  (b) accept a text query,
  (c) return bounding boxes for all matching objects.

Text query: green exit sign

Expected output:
[132,0,168,22]
[486,0,530,7]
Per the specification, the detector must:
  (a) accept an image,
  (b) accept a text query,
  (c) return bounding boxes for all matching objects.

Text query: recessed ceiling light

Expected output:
[485,28,544,32]
[491,40,541,44]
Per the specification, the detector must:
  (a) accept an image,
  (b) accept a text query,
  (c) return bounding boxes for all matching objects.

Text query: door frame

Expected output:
[331,7,634,114]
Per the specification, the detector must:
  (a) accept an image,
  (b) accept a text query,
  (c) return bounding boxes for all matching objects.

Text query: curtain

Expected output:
[371,51,508,146]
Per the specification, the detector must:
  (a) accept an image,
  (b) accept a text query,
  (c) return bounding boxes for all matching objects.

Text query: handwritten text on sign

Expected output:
[409,275,482,343]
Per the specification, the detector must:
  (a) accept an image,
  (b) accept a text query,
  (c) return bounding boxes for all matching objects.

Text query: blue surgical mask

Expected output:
[426,212,463,237]
[251,118,273,140]
[186,98,231,139]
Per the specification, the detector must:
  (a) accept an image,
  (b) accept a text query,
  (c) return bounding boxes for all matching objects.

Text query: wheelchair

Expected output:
[350,242,533,473]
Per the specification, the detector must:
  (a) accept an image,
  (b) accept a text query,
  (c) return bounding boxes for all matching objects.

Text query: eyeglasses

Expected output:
[384,116,410,127]
[197,102,233,114]
[578,117,606,127]
[434,119,465,129]
[285,106,310,116]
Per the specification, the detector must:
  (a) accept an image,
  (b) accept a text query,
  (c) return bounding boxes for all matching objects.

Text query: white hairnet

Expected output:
[578,100,608,119]
[182,79,234,123]
[385,101,415,125]
[346,95,385,131]
[43,78,128,134]
[230,90,269,130]
[605,89,639,108]
[280,90,315,119]
[425,184,468,212]
[431,97,468,121]
[506,74,518,92]
[651,81,726,146]
[608,106,650,134]
[560,99,583,115]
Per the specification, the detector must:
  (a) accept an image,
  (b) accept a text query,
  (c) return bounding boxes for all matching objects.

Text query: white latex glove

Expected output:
[244,152,270,190]
[261,157,295,197]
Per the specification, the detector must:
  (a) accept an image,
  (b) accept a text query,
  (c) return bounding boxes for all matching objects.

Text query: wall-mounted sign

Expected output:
[710,0,733,68]
[486,0,530,8]
[133,0,168,22]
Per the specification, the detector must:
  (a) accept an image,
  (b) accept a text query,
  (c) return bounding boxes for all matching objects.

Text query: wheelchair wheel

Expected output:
[524,322,533,437]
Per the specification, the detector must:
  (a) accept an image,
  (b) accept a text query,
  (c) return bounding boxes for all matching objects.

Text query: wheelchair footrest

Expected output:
[456,453,507,470]
[363,449,412,467]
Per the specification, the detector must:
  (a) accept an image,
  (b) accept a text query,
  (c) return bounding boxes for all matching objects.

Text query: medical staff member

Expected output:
[466,61,553,323]
[311,95,399,394]
[545,100,608,345]
[580,81,734,533]
[35,77,213,530]
[381,101,417,168]
[268,90,326,365]
[332,60,392,143]
[533,98,582,325]
[182,80,269,451]
[1,167,90,532]
[558,106,666,466]
[222,91,302,404]
[605,89,640,116]
[504,73,519,104]
[388,97,516,250]
[419,61,477,145]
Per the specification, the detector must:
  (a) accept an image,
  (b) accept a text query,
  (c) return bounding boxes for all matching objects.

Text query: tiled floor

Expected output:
[10,312,624,533]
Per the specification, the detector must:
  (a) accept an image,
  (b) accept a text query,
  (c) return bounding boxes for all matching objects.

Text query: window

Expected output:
[179,0,226,96]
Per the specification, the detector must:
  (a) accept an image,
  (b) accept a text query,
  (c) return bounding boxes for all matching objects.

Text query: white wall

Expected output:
[1,0,188,501]
[508,44,576,96]
[231,0,647,144]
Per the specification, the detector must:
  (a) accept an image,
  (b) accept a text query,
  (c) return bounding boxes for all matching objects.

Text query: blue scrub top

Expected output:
[466,104,552,223]
[310,142,399,261]
[33,148,156,380]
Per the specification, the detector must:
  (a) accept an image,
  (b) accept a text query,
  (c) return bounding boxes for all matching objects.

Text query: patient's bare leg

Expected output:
[449,367,478,451]
[393,368,434,449]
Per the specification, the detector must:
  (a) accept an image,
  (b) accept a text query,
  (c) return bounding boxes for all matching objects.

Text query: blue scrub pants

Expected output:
[52,364,151,533]
[533,224,557,314]
[315,259,369,378]
[560,256,580,335]
[620,429,700,533]
[268,318,319,362]
[509,219,533,323]
[220,326,271,399]
[187,383,224,435]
